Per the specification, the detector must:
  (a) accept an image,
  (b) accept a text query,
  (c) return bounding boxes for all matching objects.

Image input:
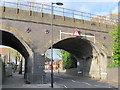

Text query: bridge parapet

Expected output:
[0,5,116,33]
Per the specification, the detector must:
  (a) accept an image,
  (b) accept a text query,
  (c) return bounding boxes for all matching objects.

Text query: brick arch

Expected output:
[0,29,34,82]
[0,25,33,58]
[45,33,109,56]
[45,36,108,79]
[1,30,31,59]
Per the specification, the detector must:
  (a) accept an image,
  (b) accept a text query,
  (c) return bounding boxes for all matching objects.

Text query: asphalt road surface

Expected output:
[45,71,118,89]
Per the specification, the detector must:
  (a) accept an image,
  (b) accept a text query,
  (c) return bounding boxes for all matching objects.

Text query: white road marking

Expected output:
[94,84,109,88]
[64,85,67,88]
[71,80,76,82]
[71,80,82,83]
[82,82,92,86]
[94,85,100,87]
[54,76,64,80]
[58,77,64,80]
[54,82,67,88]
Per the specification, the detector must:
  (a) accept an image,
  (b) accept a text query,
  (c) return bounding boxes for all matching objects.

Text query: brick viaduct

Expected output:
[0,6,116,83]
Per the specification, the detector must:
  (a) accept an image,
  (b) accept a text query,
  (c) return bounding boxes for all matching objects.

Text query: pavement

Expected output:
[98,79,119,89]
[2,72,63,89]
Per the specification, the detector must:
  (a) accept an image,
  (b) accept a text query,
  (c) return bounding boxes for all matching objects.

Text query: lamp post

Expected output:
[51,2,63,88]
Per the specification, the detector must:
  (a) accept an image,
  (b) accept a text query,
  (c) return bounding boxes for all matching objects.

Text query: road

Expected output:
[45,70,118,89]
[2,71,118,89]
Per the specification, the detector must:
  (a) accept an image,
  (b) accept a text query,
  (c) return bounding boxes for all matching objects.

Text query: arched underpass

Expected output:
[52,37,107,79]
[44,37,113,88]
[0,30,30,83]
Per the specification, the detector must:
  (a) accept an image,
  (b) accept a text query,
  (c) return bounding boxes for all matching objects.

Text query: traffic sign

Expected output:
[73,30,80,36]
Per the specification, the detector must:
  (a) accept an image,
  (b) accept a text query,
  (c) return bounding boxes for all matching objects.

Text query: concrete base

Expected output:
[107,67,119,84]
[66,68,78,76]
[25,52,46,84]
[26,73,46,84]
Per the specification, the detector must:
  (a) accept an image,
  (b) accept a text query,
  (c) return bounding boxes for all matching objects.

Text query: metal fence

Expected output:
[0,0,118,25]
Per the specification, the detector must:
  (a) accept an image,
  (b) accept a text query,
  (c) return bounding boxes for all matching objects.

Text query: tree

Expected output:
[9,48,22,65]
[108,25,120,67]
[57,49,65,59]
[58,50,77,69]
[63,51,71,69]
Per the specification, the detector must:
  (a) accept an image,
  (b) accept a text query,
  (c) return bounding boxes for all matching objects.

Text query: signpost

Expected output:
[60,29,95,43]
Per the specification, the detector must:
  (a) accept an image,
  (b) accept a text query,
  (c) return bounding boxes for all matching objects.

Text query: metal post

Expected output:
[29,2,32,16]
[3,0,6,12]
[73,10,74,18]
[41,4,43,13]
[94,36,95,43]
[51,3,54,88]
[50,2,63,88]
[17,0,19,8]
[60,30,62,40]
[3,0,5,7]
[81,12,83,20]
[63,8,64,16]
[20,57,23,74]
[30,2,32,11]
[17,0,20,14]
[99,56,101,79]
[89,13,91,19]
[8,51,10,63]
[19,56,22,75]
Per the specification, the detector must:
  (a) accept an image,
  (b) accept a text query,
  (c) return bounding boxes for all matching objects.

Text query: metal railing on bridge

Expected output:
[0,0,118,26]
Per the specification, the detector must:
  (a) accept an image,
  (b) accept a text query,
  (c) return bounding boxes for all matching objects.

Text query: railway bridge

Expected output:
[0,1,116,83]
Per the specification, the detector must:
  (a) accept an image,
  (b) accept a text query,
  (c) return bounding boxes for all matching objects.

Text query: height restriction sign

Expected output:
[73,29,80,36]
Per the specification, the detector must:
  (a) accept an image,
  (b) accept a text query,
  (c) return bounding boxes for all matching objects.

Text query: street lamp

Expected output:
[51,2,63,88]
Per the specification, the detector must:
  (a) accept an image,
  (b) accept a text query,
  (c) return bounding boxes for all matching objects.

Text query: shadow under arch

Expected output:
[53,37,93,58]
[49,37,94,77]
[50,37,108,79]
[0,30,31,80]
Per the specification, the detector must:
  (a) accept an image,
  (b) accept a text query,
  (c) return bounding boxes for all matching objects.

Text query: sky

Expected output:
[45,49,62,60]
[0,45,11,48]
[1,0,119,16]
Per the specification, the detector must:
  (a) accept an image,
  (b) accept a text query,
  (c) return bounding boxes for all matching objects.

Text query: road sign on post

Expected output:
[73,29,80,36]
